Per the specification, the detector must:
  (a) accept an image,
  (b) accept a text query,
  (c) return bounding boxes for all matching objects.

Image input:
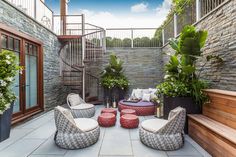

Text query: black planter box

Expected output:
[163,96,201,133]
[0,103,13,142]
[103,88,126,107]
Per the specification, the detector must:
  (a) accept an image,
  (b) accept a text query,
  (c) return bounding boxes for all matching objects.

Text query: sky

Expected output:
[45,0,172,29]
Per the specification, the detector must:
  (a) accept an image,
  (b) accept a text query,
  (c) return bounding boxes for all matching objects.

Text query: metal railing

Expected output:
[106,28,162,48]
[162,0,227,45]
[5,0,53,30]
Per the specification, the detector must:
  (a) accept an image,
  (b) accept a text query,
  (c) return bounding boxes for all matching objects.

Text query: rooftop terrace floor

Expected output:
[0,105,211,157]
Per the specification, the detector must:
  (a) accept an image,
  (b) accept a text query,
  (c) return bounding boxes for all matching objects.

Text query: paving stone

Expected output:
[166,141,202,156]
[32,136,67,155]
[0,139,45,157]
[132,140,168,157]
[0,128,34,151]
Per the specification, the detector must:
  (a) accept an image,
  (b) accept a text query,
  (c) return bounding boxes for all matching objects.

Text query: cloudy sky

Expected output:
[45,0,172,28]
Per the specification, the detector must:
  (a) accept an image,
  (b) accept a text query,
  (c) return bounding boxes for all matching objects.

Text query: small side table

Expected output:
[101,108,117,116]
[98,113,116,127]
[120,109,136,116]
[120,114,139,129]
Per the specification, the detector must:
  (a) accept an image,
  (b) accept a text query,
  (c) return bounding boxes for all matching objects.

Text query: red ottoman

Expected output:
[120,114,139,129]
[98,113,116,127]
[121,109,136,116]
[101,108,117,116]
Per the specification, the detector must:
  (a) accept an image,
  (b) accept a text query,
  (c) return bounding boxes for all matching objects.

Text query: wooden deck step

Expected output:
[188,114,236,157]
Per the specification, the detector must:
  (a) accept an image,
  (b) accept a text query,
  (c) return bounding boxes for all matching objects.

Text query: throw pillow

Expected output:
[142,93,151,101]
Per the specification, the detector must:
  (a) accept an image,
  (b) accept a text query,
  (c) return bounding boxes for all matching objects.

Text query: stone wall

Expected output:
[162,0,236,91]
[105,48,163,93]
[0,0,69,110]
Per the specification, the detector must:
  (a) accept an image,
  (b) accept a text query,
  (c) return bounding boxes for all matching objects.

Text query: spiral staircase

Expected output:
[56,15,106,104]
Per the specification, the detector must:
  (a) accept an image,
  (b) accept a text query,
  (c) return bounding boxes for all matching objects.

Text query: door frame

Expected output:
[0,23,44,124]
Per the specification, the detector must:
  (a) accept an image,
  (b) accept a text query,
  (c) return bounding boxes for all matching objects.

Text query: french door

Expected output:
[0,30,43,124]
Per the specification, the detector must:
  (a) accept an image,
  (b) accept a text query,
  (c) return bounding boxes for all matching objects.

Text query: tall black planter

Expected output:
[163,96,201,134]
[103,88,126,107]
[0,103,13,142]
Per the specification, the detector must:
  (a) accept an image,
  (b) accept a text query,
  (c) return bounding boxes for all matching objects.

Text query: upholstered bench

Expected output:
[118,100,155,116]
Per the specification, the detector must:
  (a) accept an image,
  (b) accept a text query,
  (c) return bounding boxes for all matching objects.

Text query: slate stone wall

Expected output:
[105,48,163,94]
[0,0,70,110]
[162,0,236,91]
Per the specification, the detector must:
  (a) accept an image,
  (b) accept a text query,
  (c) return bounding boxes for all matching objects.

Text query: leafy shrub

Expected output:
[0,50,22,114]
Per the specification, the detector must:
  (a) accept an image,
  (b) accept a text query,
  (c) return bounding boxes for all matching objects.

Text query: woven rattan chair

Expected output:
[139,107,186,150]
[67,93,95,118]
[54,106,100,149]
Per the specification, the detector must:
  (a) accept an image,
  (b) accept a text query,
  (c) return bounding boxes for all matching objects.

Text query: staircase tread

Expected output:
[188,114,236,143]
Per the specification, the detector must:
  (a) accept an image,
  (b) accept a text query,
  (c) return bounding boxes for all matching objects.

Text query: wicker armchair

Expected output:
[67,93,95,118]
[54,106,100,149]
[139,107,186,150]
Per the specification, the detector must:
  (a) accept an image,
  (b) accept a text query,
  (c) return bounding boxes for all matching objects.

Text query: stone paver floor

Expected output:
[0,105,211,157]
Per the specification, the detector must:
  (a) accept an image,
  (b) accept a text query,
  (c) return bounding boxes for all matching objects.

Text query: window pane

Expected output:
[1,35,7,49]
[12,52,20,113]
[8,37,14,50]
[25,43,28,53]
[14,39,20,52]
[29,44,33,55]
[25,54,38,109]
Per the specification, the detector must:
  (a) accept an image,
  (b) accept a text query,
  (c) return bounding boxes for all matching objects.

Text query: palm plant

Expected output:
[101,53,129,90]
[158,25,209,106]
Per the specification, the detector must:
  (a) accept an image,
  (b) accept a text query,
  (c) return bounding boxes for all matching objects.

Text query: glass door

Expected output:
[0,31,43,123]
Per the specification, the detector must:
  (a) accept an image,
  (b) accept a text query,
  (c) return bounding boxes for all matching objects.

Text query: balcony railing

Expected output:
[106,28,162,48]
[162,0,227,45]
[5,0,53,30]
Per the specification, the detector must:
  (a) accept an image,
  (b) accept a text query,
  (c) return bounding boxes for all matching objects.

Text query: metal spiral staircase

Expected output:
[56,14,106,103]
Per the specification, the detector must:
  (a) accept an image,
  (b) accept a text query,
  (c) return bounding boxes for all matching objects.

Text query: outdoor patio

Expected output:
[0,105,210,157]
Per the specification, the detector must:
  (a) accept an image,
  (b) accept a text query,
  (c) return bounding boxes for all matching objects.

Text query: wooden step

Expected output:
[188,114,236,157]
[203,89,236,129]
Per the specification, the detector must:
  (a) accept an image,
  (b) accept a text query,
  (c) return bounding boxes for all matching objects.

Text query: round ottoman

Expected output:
[118,100,155,116]
[121,109,136,116]
[120,114,139,129]
[101,108,117,116]
[98,113,116,127]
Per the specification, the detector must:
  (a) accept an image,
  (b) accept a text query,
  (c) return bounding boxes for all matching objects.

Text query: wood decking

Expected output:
[188,89,236,157]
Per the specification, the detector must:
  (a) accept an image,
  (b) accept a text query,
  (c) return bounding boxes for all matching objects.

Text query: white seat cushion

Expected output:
[74,118,98,132]
[70,103,94,110]
[141,119,168,133]
[68,94,85,106]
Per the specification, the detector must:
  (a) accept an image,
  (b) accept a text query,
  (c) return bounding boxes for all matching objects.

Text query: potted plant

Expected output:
[156,26,209,130]
[0,50,22,142]
[101,53,129,106]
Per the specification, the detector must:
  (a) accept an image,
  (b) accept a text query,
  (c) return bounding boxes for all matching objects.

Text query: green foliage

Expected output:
[156,81,190,97]
[154,0,194,38]
[0,50,22,114]
[106,36,161,47]
[101,54,129,90]
[157,26,210,107]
